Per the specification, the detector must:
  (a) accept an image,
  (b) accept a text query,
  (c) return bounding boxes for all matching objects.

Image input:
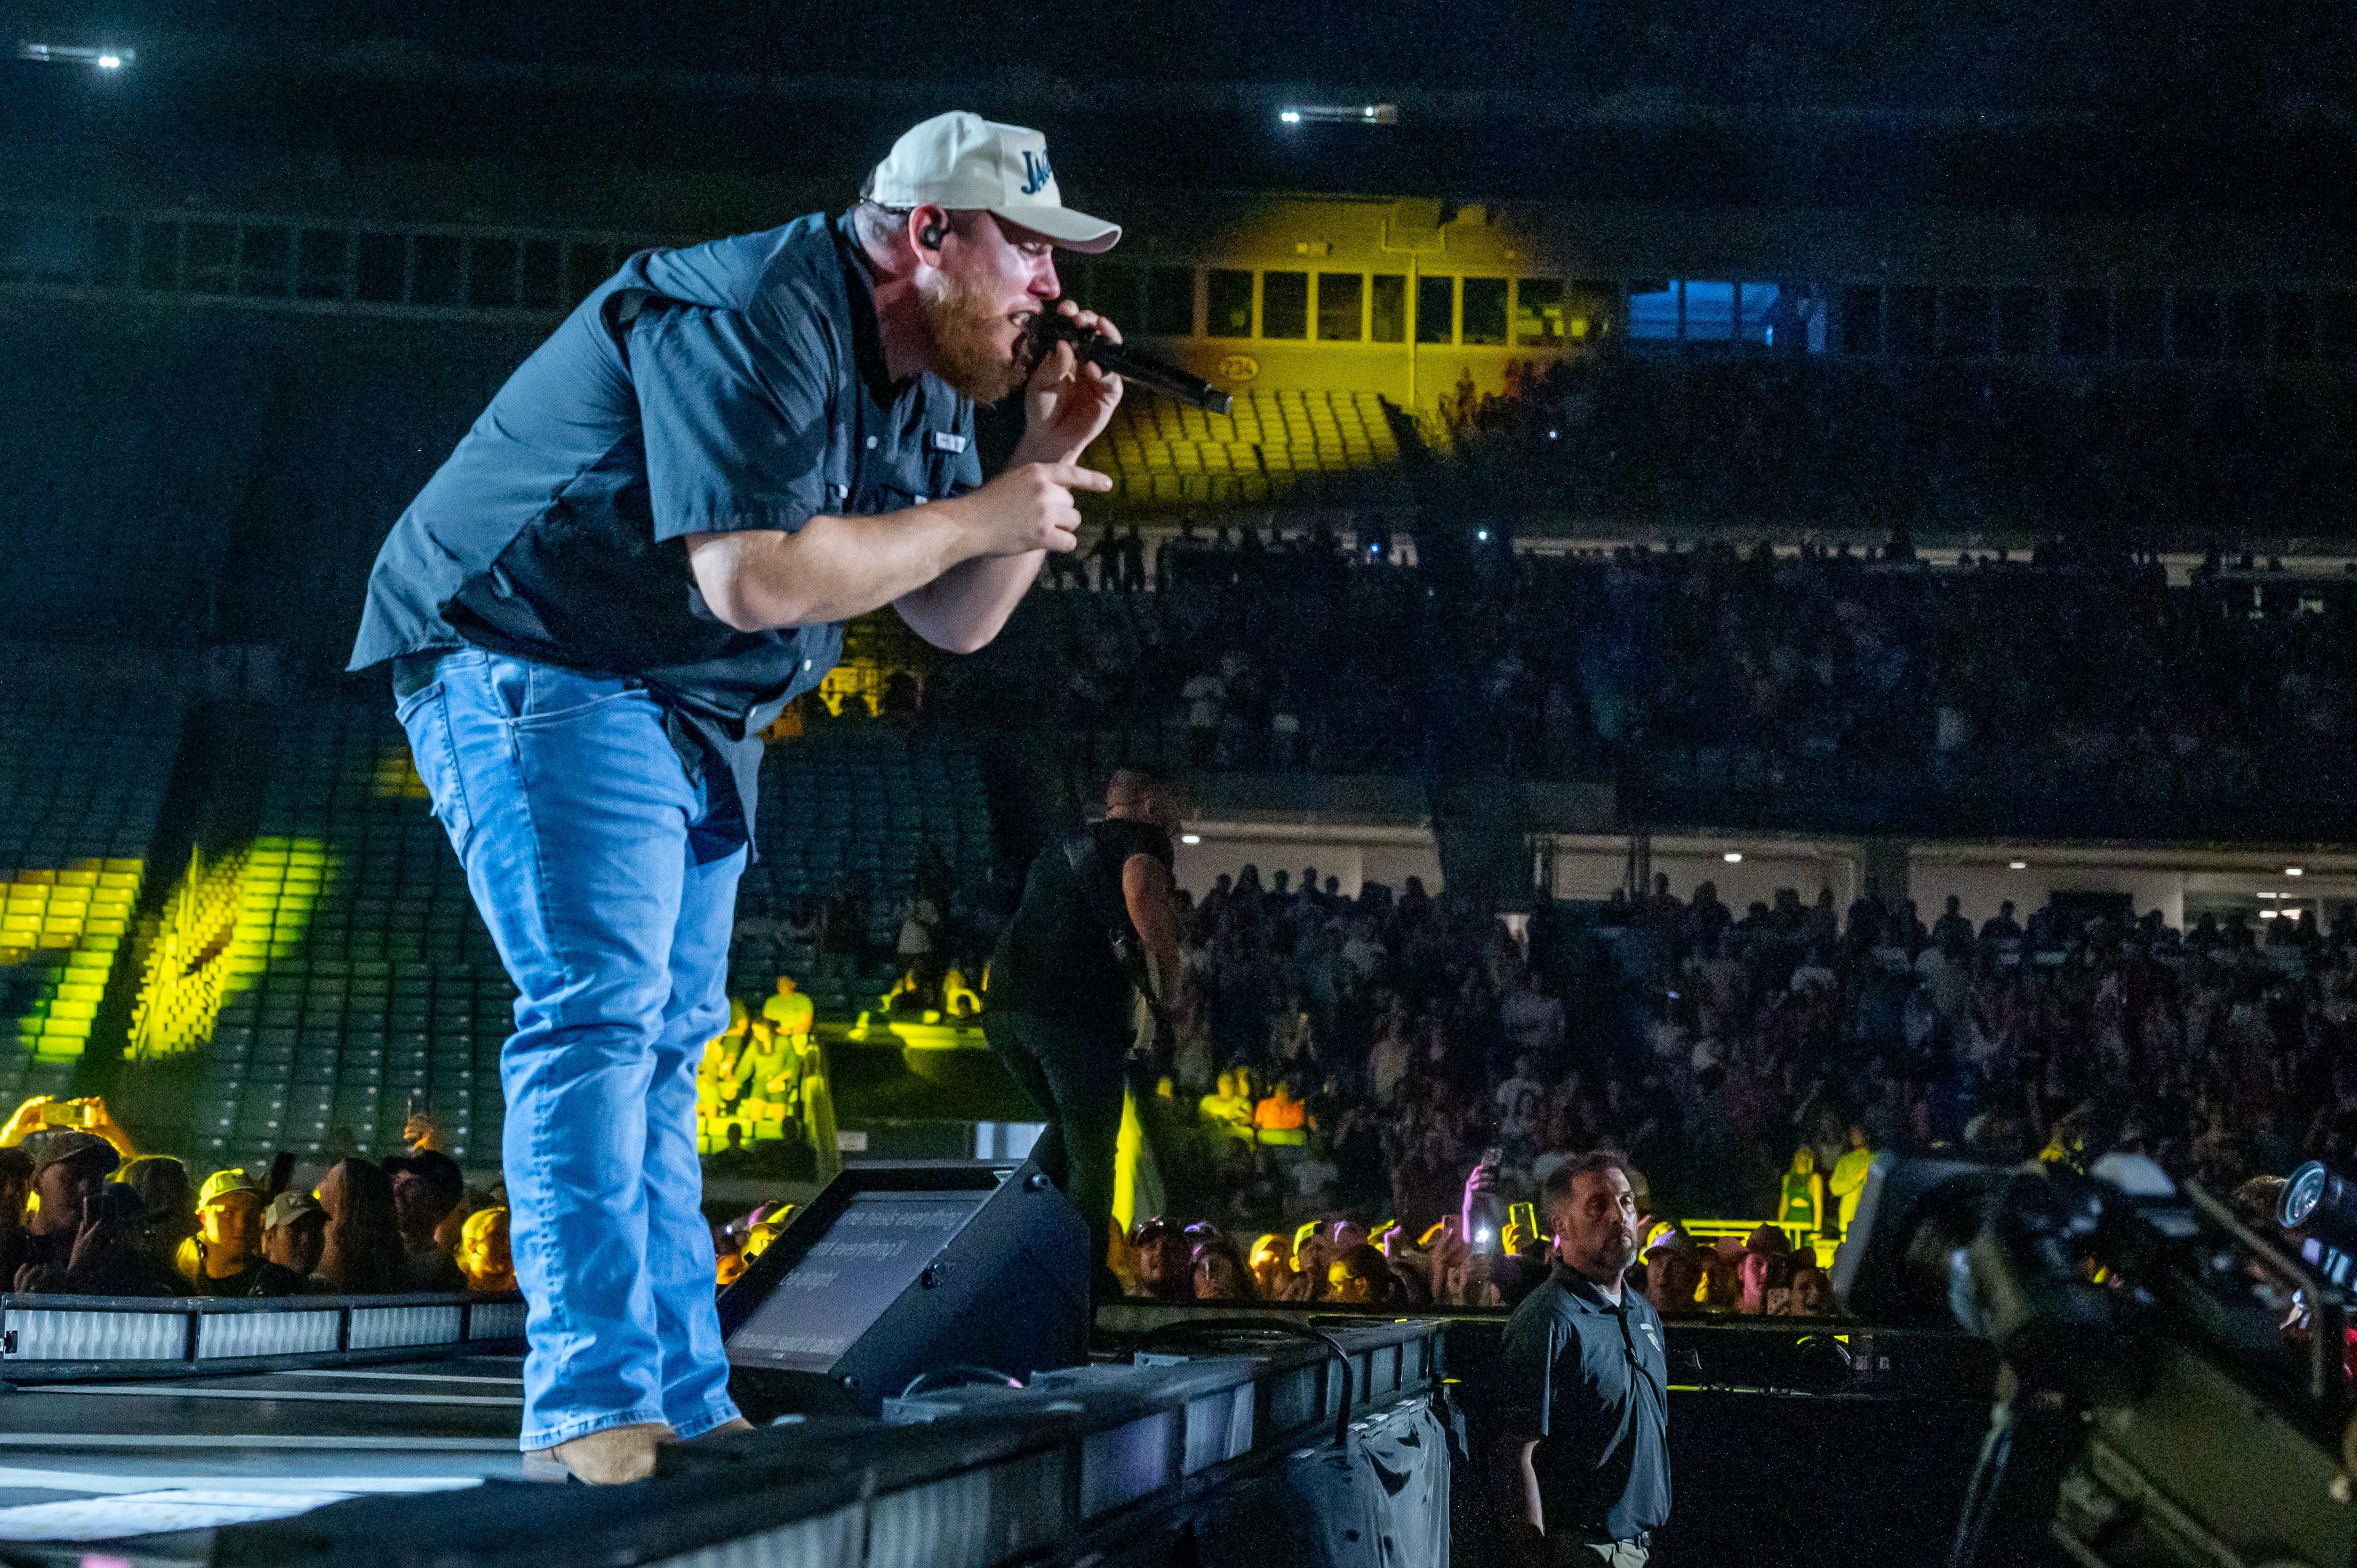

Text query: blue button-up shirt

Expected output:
[350,211,982,857]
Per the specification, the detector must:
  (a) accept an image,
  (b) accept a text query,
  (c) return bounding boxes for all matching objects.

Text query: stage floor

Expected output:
[0,1356,524,1557]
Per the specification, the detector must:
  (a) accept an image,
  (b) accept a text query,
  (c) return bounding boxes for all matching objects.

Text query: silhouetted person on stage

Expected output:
[986,770,1182,1301]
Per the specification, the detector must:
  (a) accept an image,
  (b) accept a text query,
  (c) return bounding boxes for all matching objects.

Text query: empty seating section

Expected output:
[729,727,994,1016]
[1084,389,1404,508]
[126,847,253,1060]
[0,677,176,1106]
[0,332,270,639]
[186,707,513,1170]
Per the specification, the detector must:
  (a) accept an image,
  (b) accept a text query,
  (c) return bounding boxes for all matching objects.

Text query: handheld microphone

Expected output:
[1030,310,1233,416]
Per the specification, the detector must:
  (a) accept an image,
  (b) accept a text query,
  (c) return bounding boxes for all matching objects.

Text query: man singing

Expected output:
[349,111,1124,1483]
[1490,1152,1672,1567]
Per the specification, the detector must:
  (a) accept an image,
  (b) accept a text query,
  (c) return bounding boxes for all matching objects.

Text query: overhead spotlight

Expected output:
[2287,867,2306,877]
[1723,852,1742,864]
[18,43,134,67]
[2008,861,2028,871]
[1279,103,1398,126]
[1476,529,1489,542]
[1180,833,1201,846]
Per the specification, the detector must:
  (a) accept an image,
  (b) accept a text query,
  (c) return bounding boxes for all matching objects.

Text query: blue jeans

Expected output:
[396,649,745,1450]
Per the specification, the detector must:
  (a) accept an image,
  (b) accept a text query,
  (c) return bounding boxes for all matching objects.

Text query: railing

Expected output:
[0,203,678,321]
[0,1288,527,1380]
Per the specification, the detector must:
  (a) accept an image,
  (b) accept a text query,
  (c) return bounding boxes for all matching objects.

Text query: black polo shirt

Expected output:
[1495,1260,1672,1546]
[349,211,982,858]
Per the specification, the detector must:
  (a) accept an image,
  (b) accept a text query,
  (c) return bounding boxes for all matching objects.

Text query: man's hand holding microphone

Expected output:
[951,296,1124,561]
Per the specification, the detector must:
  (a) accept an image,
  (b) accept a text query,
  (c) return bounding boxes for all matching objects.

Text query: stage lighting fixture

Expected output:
[1475,530,1489,542]
[1278,103,1398,126]
[17,43,135,67]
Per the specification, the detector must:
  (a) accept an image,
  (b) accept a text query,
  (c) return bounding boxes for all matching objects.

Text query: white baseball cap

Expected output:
[865,111,1121,255]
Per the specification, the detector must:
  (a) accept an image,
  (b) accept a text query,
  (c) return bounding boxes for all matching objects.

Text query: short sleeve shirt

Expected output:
[1494,1262,1672,1544]
[348,212,983,853]
[989,818,1174,1030]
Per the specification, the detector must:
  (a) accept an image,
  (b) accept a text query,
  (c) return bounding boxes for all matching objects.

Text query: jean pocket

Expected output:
[503,660,646,731]
[396,684,475,855]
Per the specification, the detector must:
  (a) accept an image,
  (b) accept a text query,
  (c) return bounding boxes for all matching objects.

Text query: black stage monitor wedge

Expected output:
[718,1159,1090,1418]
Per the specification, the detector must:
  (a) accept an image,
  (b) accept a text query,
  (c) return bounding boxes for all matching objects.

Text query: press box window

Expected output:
[1416,275,1454,343]
[1261,271,1308,339]
[1207,269,1254,338]
[1939,289,1990,358]
[1515,279,1563,345]
[1371,274,1406,342]
[2274,291,2314,359]
[1461,278,1508,345]
[1089,263,1140,321]
[1839,286,1881,355]
[1887,287,1934,356]
[1317,273,1363,341]
[2172,290,2220,358]
[1565,281,1614,341]
[2058,289,2107,358]
[1998,286,2048,357]
[1630,282,1676,341]
[2116,289,2166,359]
[1143,266,1194,336]
[2225,290,2266,360]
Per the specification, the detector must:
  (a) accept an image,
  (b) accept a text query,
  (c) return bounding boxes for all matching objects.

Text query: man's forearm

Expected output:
[894,549,1045,654]
[1489,1436,1547,1568]
[691,504,986,632]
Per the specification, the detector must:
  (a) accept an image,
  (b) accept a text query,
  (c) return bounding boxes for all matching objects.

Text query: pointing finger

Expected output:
[1049,464,1114,492]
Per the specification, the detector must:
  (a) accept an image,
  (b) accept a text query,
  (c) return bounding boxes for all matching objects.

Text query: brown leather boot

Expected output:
[530,1421,671,1484]
[657,1417,756,1444]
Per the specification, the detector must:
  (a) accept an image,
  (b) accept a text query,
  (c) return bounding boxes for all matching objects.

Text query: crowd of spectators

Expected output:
[1452,351,2352,545]
[961,522,1427,777]
[1095,856,2357,1317]
[0,1097,515,1299]
[1452,539,2357,819]
[984,505,2357,838]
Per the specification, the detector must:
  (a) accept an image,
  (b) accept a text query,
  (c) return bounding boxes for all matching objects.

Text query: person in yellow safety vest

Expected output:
[941,967,981,1018]
[1779,1146,1825,1239]
[1827,1124,1876,1235]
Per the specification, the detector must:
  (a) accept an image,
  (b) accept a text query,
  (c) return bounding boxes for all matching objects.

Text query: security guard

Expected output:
[1492,1151,1671,1567]
[348,110,1125,1484]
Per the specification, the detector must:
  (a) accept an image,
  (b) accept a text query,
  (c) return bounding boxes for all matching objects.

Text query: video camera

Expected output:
[1834,1152,2357,1567]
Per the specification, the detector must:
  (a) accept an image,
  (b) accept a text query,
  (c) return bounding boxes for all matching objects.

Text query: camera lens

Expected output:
[2279,1161,2357,1251]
